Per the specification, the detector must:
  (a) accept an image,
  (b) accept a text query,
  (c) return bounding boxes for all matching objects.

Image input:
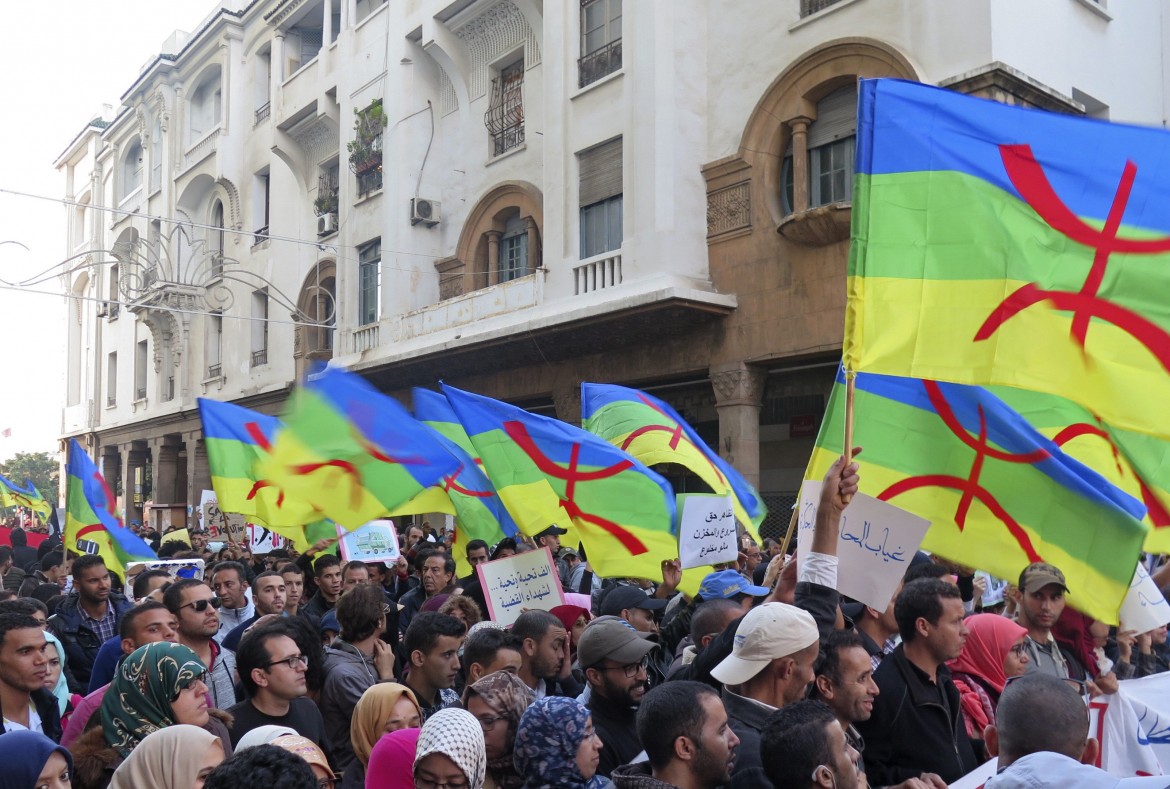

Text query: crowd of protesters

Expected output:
[0,454,1167,789]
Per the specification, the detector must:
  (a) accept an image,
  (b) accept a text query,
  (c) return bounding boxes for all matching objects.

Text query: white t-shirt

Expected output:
[3,702,42,734]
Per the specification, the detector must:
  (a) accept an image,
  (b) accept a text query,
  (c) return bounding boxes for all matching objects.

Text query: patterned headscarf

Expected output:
[351,683,422,767]
[513,697,605,789]
[100,641,209,756]
[43,631,72,716]
[463,671,535,789]
[415,708,487,789]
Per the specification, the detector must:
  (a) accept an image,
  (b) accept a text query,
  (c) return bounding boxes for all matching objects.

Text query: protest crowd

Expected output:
[0,450,1167,789]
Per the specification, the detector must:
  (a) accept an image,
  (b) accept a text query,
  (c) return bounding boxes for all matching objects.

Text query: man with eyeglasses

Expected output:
[579,617,660,778]
[227,623,331,763]
[164,577,240,709]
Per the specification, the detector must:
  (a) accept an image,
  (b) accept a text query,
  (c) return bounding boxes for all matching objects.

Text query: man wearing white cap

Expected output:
[713,601,821,789]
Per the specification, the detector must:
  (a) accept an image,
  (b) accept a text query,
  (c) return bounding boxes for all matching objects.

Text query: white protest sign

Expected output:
[1090,674,1170,776]
[1120,563,1170,633]
[199,489,246,542]
[797,480,930,611]
[678,493,738,569]
[336,520,401,564]
[477,546,566,627]
[125,558,207,593]
[247,523,287,554]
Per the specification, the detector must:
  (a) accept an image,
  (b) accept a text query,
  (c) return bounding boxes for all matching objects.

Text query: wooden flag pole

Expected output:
[777,506,799,559]
[842,371,857,505]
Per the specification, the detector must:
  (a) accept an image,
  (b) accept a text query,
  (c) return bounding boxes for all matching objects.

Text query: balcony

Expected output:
[578,39,622,88]
[491,124,525,158]
[184,127,221,171]
[254,102,271,126]
[206,363,222,379]
[800,0,845,15]
[134,387,146,401]
[573,252,622,295]
[251,350,268,367]
[352,324,380,353]
[356,165,382,199]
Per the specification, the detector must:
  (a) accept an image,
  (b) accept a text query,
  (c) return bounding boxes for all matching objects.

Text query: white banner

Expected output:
[678,493,738,569]
[1091,673,1170,776]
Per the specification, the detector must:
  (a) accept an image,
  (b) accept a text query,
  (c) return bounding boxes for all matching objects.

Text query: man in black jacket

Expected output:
[579,617,659,777]
[46,555,132,693]
[0,612,62,741]
[856,578,980,785]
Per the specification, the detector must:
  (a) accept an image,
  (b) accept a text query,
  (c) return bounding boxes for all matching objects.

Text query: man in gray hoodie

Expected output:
[986,673,1168,789]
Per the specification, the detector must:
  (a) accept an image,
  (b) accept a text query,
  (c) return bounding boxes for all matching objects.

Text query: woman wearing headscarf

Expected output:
[0,730,72,789]
[43,631,80,730]
[109,725,224,789]
[514,697,608,789]
[548,606,590,667]
[343,683,421,789]
[463,671,535,789]
[415,708,487,789]
[70,642,234,789]
[947,613,1031,743]
[366,728,420,789]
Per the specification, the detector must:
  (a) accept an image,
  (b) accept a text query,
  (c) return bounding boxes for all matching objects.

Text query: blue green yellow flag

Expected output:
[0,474,52,522]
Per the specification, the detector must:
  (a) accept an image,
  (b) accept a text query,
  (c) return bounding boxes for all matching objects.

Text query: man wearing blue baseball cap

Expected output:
[661,569,771,658]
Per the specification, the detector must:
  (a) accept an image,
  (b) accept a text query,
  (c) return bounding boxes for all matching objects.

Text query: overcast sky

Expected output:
[0,1,222,462]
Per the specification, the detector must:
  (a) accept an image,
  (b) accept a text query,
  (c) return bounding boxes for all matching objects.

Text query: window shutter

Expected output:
[807,86,857,149]
[579,137,623,207]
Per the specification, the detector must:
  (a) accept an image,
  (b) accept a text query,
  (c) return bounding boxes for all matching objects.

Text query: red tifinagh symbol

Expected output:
[292,459,364,510]
[618,394,729,487]
[1052,422,1170,528]
[503,420,648,555]
[442,464,492,498]
[974,144,1170,371]
[876,382,1045,562]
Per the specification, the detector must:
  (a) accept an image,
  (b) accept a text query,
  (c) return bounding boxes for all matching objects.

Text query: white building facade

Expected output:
[58,0,1170,535]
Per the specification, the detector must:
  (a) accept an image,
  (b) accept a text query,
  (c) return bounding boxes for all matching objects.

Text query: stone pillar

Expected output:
[322,0,334,46]
[101,450,120,493]
[525,216,540,272]
[121,446,149,526]
[151,437,180,505]
[552,381,582,427]
[273,33,286,86]
[789,117,812,213]
[485,230,502,287]
[710,362,767,490]
[186,434,210,515]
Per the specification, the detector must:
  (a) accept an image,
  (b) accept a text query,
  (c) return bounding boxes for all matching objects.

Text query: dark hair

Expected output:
[0,590,17,603]
[463,628,523,672]
[413,548,438,573]
[404,612,467,658]
[814,629,867,687]
[39,552,63,573]
[903,562,950,584]
[0,599,42,619]
[0,547,12,566]
[422,552,456,578]
[313,554,340,577]
[637,681,719,770]
[277,563,303,579]
[203,744,318,789]
[157,539,189,558]
[465,539,489,556]
[268,616,326,694]
[690,599,742,646]
[490,538,517,560]
[236,623,293,697]
[163,578,208,614]
[335,584,385,642]
[17,598,47,618]
[512,610,561,645]
[132,569,173,600]
[211,561,247,586]
[895,578,962,643]
[118,600,169,640]
[32,585,62,607]
[342,560,369,577]
[760,700,838,789]
[251,572,283,593]
[996,673,1089,761]
[71,554,107,579]
[0,613,43,648]
[10,528,27,547]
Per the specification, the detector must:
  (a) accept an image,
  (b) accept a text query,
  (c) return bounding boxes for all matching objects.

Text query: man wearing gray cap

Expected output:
[580,617,660,778]
[712,601,821,789]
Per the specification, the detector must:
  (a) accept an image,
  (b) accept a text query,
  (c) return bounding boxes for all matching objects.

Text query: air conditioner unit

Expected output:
[410,198,440,227]
[317,213,337,236]
[95,301,109,318]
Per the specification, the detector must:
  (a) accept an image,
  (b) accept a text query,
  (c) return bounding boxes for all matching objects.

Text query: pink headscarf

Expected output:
[947,613,1028,693]
[548,605,590,635]
[366,727,421,789]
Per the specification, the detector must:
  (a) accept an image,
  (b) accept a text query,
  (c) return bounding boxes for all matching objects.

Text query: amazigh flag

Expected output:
[64,439,156,578]
[0,474,52,522]
[581,383,766,535]
[442,384,678,582]
[259,366,461,530]
[845,78,1170,444]
[806,369,1147,624]
[414,388,518,578]
[989,386,1170,554]
[198,398,330,551]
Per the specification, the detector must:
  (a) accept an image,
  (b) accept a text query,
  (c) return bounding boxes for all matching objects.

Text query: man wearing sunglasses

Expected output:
[227,622,331,764]
[580,617,661,779]
[164,578,240,709]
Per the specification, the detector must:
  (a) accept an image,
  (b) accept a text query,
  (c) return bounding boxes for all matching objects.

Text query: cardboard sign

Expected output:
[336,520,401,564]
[248,523,287,554]
[478,546,566,626]
[678,493,738,569]
[797,480,930,611]
[1119,563,1170,633]
[199,489,246,542]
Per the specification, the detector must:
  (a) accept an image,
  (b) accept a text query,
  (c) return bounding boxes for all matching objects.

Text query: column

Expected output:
[186,434,210,516]
[101,450,120,493]
[525,216,541,273]
[273,33,286,87]
[323,0,334,46]
[709,362,767,491]
[485,230,502,287]
[151,437,180,505]
[789,117,812,214]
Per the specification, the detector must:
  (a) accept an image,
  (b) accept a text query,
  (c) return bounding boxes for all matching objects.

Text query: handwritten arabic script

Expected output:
[479,547,566,626]
[678,494,739,570]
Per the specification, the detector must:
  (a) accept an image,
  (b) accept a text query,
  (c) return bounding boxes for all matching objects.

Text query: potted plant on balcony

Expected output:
[347,100,387,175]
[314,189,338,218]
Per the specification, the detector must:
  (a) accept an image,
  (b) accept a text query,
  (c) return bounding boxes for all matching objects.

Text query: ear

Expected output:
[776,656,796,681]
[814,674,835,700]
[411,649,426,668]
[523,637,538,657]
[251,667,268,689]
[984,724,999,757]
[863,605,880,620]
[121,638,136,656]
[620,608,634,622]
[674,734,697,763]
[1080,738,1100,766]
[585,667,603,686]
[915,616,931,640]
[812,766,834,789]
[468,664,483,683]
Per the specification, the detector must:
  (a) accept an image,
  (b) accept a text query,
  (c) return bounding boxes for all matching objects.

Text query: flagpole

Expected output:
[842,371,856,505]
[777,507,798,559]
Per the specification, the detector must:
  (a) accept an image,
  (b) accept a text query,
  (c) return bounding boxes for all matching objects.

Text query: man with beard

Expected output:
[222,571,287,652]
[304,555,343,619]
[514,609,581,698]
[164,578,239,709]
[761,700,862,789]
[397,551,456,635]
[46,555,133,693]
[1014,563,1073,678]
[580,617,660,777]
[613,681,739,789]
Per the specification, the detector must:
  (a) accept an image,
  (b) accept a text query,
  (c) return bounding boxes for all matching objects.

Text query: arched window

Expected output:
[452,183,543,297]
[782,85,857,214]
[210,200,225,279]
[120,138,143,201]
[189,67,223,144]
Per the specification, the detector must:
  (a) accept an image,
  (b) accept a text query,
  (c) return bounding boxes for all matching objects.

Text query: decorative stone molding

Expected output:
[292,117,339,167]
[707,182,751,238]
[939,62,1084,114]
[455,1,542,101]
[214,178,243,231]
[136,106,149,140]
[435,257,466,301]
[710,363,767,407]
[141,309,182,373]
[777,202,851,246]
[439,68,458,116]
